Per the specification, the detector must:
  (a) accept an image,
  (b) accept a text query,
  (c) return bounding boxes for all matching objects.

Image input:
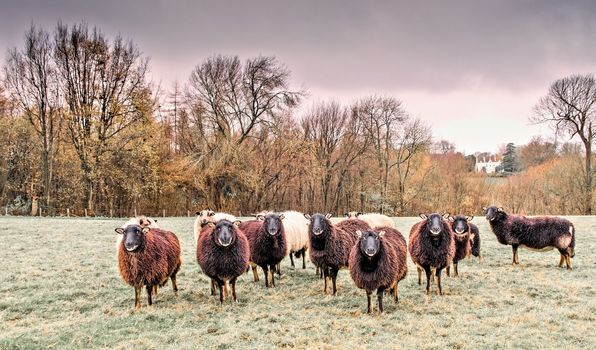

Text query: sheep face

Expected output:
[196,209,216,226]
[211,220,241,247]
[484,206,505,222]
[356,230,385,257]
[306,213,332,236]
[139,217,157,227]
[259,213,285,236]
[115,225,149,252]
[450,215,473,235]
[344,211,361,219]
[419,213,446,237]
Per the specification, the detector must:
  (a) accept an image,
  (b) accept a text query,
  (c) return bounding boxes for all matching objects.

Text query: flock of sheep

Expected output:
[115,206,576,314]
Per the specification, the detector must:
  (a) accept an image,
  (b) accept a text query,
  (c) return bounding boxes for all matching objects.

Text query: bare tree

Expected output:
[53,22,152,211]
[4,24,61,207]
[188,55,303,145]
[353,96,408,213]
[533,74,596,214]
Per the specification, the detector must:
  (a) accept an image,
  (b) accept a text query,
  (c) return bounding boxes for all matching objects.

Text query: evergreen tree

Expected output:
[501,143,520,173]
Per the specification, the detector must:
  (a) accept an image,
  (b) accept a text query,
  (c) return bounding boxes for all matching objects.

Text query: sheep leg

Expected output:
[565,254,572,270]
[210,279,216,296]
[446,265,450,277]
[454,263,459,277]
[302,250,306,269]
[330,267,339,295]
[277,263,281,277]
[134,286,141,309]
[171,274,178,296]
[261,265,270,287]
[271,265,276,286]
[323,268,329,294]
[424,265,432,294]
[230,277,237,303]
[558,254,565,268]
[290,252,295,268]
[146,285,153,306]
[377,287,386,314]
[215,278,225,304]
[251,263,260,282]
[366,290,373,314]
[436,268,444,296]
[512,244,519,265]
[152,285,158,302]
[223,280,228,302]
[394,283,399,303]
[417,266,422,285]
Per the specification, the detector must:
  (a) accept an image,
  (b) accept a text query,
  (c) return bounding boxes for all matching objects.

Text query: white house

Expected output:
[475,156,501,173]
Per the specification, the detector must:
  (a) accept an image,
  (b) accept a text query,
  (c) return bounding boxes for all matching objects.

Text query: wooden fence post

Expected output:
[67,208,70,217]
[163,209,166,217]
[84,209,88,217]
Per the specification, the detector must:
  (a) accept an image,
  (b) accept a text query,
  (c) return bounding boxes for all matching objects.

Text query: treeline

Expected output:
[0,22,594,216]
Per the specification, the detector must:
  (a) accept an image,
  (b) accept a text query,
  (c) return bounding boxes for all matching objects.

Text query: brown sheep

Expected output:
[116,225,181,309]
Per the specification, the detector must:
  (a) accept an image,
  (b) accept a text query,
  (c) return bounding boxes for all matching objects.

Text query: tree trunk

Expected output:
[584,142,593,215]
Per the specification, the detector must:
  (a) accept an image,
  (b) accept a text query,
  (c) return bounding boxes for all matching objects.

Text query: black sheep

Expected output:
[306,213,370,295]
[349,227,407,314]
[447,215,475,277]
[484,206,575,269]
[197,220,250,303]
[408,213,455,295]
[240,213,287,287]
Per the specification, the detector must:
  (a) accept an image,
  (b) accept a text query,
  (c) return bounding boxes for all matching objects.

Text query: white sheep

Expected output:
[193,209,238,244]
[343,211,395,229]
[281,210,310,269]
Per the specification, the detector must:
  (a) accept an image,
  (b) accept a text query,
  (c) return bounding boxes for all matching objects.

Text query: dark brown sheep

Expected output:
[116,225,181,309]
[349,227,407,314]
[240,213,287,287]
[447,214,476,277]
[197,220,250,303]
[306,213,370,295]
[484,206,575,269]
[408,213,455,295]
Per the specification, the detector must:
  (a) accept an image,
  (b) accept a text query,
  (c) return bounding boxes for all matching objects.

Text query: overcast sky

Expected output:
[1,0,595,153]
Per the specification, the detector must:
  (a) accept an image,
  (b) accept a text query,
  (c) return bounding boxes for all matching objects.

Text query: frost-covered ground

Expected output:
[0,216,594,349]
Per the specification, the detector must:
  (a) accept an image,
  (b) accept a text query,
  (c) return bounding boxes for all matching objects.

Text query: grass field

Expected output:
[0,216,594,349]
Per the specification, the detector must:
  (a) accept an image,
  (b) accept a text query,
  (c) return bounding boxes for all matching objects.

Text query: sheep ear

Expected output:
[497,207,503,212]
[233,220,241,228]
[304,213,311,220]
[325,213,333,219]
[466,216,474,222]
[419,213,428,220]
[357,212,363,216]
[448,215,455,222]
[482,207,487,212]
[142,227,150,234]
[378,231,386,237]
[279,213,285,220]
[153,219,158,223]
[195,211,201,216]
[355,230,362,238]
[256,214,265,221]
[343,212,349,217]
[442,213,450,220]
[208,211,215,217]
[115,228,124,234]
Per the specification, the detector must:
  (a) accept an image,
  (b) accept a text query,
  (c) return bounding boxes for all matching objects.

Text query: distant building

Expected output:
[475,156,501,173]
